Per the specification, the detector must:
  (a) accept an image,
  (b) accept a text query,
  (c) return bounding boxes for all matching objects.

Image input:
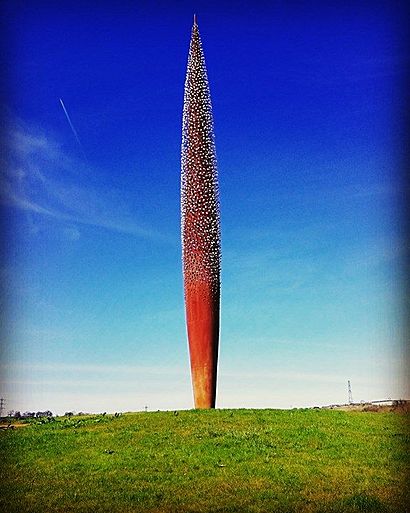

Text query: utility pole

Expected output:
[348,381,353,404]
[0,398,5,418]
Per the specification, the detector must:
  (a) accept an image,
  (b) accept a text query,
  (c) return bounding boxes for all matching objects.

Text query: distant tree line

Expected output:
[64,412,91,416]
[6,410,53,419]
[3,410,121,420]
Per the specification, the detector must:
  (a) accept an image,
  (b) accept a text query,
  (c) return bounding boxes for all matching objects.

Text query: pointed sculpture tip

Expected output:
[193,13,197,26]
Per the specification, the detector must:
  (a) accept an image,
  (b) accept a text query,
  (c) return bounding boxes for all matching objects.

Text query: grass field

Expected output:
[1,409,408,512]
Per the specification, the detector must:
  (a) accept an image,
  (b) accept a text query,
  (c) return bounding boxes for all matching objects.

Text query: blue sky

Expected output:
[1,1,408,414]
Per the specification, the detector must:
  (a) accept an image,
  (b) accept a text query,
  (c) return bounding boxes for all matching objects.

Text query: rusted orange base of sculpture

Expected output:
[185,281,219,409]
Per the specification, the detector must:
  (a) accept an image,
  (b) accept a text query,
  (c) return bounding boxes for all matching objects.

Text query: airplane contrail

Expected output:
[59,98,87,158]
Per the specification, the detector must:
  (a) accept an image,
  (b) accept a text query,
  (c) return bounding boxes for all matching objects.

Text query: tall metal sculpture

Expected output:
[181,15,221,409]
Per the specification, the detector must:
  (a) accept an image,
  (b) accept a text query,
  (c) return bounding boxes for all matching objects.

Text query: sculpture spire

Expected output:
[181,18,221,409]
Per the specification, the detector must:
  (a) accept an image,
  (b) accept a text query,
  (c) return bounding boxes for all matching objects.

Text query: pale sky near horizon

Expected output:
[1,1,408,415]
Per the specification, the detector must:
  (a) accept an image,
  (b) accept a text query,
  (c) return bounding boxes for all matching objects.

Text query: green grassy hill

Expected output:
[1,409,408,512]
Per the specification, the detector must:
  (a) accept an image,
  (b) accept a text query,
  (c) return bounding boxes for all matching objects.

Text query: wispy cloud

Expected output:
[343,235,408,273]
[1,361,185,376]
[1,119,169,241]
[0,361,192,414]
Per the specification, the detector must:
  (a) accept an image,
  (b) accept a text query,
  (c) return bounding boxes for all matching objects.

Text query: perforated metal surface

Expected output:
[181,19,221,409]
